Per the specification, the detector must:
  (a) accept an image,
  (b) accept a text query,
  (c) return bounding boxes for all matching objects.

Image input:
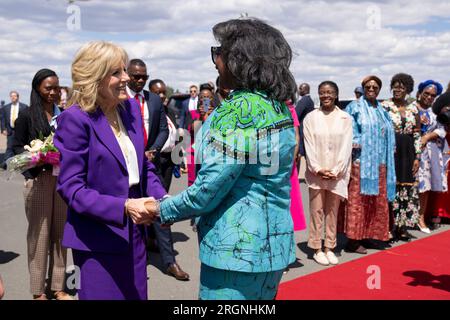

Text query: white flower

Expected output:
[24,139,44,153]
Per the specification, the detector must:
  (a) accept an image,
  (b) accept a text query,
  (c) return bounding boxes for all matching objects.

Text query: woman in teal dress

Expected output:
[147,18,298,300]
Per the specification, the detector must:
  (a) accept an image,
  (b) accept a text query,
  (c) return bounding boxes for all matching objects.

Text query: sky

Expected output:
[1,0,450,105]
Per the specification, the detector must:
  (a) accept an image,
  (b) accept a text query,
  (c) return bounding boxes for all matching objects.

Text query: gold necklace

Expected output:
[109,110,131,163]
[105,110,121,137]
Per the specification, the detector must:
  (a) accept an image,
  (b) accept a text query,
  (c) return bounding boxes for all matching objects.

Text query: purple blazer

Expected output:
[54,99,166,254]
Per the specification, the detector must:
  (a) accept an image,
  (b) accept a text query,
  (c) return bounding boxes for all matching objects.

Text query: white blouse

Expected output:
[114,110,140,187]
[303,106,353,199]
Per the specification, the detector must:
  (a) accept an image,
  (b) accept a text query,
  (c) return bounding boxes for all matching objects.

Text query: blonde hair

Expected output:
[68,41,129,113]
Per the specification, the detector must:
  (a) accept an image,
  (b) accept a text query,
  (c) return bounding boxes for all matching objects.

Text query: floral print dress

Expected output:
[382,100,421,227]
[415,102,448,193]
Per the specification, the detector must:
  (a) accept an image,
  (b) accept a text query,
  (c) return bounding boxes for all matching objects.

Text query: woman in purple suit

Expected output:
[54,41,166,300]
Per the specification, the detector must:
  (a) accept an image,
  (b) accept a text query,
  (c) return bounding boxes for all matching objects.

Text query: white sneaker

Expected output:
[313,251,329,266]
[325,251,339,265]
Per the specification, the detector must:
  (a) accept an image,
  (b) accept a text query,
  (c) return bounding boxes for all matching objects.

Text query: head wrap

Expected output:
[354,86,364,94]
[418,80,443,95]
[361,75,382,89]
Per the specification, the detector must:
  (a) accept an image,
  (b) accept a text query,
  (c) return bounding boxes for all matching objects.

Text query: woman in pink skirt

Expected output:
[287,100,306,232]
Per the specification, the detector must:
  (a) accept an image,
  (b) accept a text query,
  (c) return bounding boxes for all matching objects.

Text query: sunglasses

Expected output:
[130,74,149,81]
[364,85,380,91]
[211,46,221,64]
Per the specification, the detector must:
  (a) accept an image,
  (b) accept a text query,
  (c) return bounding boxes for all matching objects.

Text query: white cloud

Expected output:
[0,0,449,104]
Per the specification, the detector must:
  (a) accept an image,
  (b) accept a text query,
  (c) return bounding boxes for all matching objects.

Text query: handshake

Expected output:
[124,197,161,225]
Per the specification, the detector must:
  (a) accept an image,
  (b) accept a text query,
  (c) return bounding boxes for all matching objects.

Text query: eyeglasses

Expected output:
[130,74,149,81]
[364,85,380,91]
[190,90,197,94]
[211,46,221,64]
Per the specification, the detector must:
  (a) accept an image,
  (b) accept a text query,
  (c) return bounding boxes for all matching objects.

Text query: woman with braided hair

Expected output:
[12,69,71,300]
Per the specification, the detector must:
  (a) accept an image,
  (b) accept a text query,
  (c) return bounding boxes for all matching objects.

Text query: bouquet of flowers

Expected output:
[6,133,60,173]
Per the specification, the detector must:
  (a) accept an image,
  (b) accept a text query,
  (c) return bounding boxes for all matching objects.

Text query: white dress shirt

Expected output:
[126,87,150,137]
[10,102,19,128]
[115,109,140,187]
[188,97,198,111]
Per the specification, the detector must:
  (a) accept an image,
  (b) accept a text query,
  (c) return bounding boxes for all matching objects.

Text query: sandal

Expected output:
[54,291,73,300]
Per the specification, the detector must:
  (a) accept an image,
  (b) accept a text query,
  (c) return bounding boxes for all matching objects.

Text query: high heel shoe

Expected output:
[417,223,431,234]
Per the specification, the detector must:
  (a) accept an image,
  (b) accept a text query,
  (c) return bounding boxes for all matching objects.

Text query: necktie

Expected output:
[135,93,148,147]
[11,104,18,128]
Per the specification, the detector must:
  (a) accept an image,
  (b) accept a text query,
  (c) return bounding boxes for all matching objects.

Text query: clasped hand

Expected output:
[318,169,338,180]
[125,197,161,225]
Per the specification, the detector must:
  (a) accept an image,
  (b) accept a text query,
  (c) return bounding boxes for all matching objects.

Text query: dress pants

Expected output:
[23,170,67,295]
[149,152,176,267]
[307,188,341,250]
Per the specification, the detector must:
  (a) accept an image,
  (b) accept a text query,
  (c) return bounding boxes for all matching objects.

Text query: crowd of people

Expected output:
[0,17,450,300]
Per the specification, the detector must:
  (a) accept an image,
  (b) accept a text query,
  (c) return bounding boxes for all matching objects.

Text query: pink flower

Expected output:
[44,151,60,166]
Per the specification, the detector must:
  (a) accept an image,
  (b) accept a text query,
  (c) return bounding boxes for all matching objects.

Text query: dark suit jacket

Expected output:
[179,98,188,130]
[164,104,178,130]
[295,95,315,156]
[1,102,28,135]
[143,90,169,152]
[179,98,197,130]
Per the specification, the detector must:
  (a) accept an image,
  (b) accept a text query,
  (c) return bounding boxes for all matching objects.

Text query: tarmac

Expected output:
[0,134,448,300]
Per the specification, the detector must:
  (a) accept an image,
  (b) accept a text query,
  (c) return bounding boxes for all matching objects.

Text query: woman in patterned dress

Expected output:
[381,73,420,241]
[427,91,450,227]
[342,75,396,254]
[414,80,446,233]
[147,18,298,300]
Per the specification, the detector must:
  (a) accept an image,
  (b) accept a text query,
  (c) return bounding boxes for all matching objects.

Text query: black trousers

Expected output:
[147,152,176,267]
[4,134,15,161]
[158,152,175,192]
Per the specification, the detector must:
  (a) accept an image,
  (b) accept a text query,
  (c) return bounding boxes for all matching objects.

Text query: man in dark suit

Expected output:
[1,91,28,167]
[295,83,315,160]
[179,84,198,130]
[126,59,189,281]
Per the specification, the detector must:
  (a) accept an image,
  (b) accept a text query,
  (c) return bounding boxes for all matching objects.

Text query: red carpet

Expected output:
[277,230,450,300]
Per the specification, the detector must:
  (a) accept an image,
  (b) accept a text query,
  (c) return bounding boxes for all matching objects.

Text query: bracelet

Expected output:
[155,198,163,216]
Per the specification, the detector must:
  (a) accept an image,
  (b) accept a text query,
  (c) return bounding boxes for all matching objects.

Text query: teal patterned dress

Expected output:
[160,90,296,299]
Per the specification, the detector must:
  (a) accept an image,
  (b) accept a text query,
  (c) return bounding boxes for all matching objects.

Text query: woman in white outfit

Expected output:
[303,81,353,266]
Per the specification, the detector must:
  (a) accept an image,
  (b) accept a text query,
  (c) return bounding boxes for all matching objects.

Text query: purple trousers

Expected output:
[72,187,147,300]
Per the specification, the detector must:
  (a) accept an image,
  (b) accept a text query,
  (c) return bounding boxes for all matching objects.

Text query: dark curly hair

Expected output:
[390,73,414,94]
[212,18,297,102]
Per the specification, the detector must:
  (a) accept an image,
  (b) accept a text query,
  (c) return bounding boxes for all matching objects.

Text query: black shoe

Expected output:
[345,240,367,254]
[397,227,416,242]
[360,239,386,250]
[430,223,440,231]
